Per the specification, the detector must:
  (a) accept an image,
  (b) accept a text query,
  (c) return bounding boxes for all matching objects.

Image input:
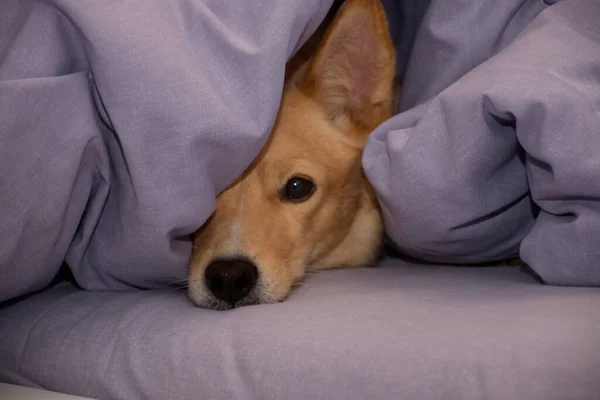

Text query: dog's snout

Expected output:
[204,259,258,304]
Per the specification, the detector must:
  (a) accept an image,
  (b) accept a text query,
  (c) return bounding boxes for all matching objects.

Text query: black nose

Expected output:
[204,259,258,304]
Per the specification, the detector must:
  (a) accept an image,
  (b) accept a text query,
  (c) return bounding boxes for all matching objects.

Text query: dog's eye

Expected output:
[283,176,316,202]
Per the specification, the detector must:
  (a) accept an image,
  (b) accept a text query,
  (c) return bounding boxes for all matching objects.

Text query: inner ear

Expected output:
[300,0,396,132]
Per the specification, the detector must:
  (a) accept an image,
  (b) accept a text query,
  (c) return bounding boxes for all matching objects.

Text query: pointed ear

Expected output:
[300,0,396,131]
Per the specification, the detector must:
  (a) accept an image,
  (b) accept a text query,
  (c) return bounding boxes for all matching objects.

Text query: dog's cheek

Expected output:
[269,274,297,302]
[311,189,362,260]
[252,253,298,302]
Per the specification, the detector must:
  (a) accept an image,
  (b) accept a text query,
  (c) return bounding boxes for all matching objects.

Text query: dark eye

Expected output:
[282,176,316,202]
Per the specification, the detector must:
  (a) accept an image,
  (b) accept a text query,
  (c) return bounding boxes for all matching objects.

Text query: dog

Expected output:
[188,0,397,310]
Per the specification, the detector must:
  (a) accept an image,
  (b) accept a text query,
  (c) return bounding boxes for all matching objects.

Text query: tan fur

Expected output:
[188,0,397,309]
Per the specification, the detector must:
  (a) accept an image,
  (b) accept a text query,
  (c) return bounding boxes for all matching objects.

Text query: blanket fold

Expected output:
[0,0,332,302]
[364,0,600,285]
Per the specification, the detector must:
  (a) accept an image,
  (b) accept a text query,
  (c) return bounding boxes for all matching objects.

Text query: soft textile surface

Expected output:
[363,0,600,285]
[0,383,92,400]
[1,258,599,400]
[0,0,332,302]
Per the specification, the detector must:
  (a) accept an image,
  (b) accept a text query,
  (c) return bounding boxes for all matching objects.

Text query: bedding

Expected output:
[364,0,600,285]
[0,383,92,400]
[1,258,600,400]
[0,0,333,303]
[2,0,600,398]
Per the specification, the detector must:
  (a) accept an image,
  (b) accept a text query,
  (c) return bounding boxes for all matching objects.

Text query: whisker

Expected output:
[168,277,189,285]
[170,284,188,292]
[304,270,337,281]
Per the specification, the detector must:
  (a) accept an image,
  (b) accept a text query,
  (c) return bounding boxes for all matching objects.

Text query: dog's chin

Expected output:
[188,293,262,311]
[187,280,286,311]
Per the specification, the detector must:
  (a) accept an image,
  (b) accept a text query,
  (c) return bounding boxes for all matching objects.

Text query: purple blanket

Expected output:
[364,0,600,285]
[0,0,332,302]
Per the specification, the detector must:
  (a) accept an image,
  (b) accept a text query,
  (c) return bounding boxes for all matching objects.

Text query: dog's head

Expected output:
[188,0,396,309]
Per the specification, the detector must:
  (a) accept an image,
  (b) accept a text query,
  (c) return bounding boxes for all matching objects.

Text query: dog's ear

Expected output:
[301,0,396,135]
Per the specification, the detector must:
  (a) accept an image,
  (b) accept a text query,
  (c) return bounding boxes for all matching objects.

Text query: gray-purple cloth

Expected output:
[0,0,332,303]
[2,1,600,398]
[1,258,600,400]
[364,0,600,285]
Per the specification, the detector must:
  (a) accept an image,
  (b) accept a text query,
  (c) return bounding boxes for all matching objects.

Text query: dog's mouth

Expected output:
[188,280,282,311]
[188,289,263,311]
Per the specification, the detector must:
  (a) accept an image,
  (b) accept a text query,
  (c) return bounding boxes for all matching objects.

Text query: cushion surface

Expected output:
[1,258,599,400]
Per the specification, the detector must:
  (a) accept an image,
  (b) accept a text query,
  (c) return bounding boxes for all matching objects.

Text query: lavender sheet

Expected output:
[2,258,600,400]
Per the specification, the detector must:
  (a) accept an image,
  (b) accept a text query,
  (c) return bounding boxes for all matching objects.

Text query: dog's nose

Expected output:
[204,259,258,304]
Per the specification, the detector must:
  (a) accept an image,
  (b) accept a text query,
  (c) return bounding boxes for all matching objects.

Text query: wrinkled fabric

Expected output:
[380,0,431,82]
[364,0,600,285]
[1,259,600,400]
[0,0,332,302]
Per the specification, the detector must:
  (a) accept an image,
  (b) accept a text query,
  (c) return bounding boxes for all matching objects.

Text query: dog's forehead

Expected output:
[266,91,357,161]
